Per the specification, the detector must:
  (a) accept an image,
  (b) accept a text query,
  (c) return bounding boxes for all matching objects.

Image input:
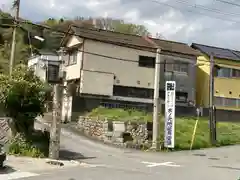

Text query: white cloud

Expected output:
[1,0,240,49]
[123,9,140,22]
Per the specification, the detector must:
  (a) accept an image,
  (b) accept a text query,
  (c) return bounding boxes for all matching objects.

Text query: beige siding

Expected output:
[67,36,83,47]
[83,39,156,88]
[65,36,83,80]
[80,70,114,96]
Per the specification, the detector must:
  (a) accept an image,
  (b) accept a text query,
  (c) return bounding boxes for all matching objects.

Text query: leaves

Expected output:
[0,64,46,133]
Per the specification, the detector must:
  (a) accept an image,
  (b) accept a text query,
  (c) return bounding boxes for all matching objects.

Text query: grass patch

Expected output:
[87,107,240,150]
[8,130,49,158]
[87,106,152,122]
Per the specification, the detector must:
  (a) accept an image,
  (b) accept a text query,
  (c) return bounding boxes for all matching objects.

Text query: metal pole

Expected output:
[151,48,161,150]
[9,0,20,75]
[209,53,217,145]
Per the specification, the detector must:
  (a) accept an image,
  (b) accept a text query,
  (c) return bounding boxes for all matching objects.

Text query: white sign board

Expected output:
[164,81,176,148]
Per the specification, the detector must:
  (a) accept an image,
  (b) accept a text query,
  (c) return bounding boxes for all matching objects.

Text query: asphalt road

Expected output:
[18,123,240,180]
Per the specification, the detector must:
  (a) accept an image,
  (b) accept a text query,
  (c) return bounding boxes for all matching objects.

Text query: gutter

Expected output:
[78,39,85,96]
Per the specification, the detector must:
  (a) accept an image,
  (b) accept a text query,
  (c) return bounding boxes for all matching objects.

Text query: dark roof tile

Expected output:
[70,25,200,57]
[191,43,240,61]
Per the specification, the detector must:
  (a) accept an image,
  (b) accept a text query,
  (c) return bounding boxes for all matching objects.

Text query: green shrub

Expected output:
[87,106,151,122]
[87,107,240,150]
[8,132,49,158]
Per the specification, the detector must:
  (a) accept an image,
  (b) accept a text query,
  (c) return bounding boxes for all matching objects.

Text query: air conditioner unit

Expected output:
[39,61,46,69]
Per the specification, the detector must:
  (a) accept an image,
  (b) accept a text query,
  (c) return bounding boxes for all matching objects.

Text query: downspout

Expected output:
[79,39,85,96]
[92,18,97,28]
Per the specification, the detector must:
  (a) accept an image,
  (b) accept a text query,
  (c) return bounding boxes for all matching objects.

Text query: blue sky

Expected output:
[1,0,240,49]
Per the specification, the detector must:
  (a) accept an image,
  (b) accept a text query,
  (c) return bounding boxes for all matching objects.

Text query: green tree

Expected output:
[0,64,46,136]
[93,18,151,36]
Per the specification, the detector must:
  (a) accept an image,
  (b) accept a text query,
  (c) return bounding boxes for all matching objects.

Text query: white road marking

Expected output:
[79,162,106,168]
[141,161,181,167]
[0,171,39,180]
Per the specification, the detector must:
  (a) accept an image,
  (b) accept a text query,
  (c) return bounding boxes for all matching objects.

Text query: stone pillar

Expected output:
[112,121,125,144]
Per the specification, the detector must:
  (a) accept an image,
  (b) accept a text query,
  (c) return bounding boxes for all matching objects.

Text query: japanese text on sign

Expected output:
[164,81,176,148]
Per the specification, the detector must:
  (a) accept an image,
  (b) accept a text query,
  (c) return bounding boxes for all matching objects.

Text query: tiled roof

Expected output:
[68,25,200,57]
[191,43,240,61]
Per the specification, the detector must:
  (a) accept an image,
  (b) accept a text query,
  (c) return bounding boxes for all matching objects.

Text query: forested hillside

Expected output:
[0,9,151,74]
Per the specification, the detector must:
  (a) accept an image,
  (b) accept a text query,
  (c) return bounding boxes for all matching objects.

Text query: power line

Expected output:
[2,0,240,25]
[216,0,240,7]
[2,12,240,68]
[150,0,240,23]
[75,49,191,65]
[1,17,240,67]
[74,49,240,68]
[171,0,240,17]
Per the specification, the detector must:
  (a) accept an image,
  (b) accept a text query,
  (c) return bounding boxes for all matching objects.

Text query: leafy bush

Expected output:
[8,131,49,158]
[0,64,47,135]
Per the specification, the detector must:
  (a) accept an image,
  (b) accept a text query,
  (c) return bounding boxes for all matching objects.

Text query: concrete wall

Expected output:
[83,39,156,89]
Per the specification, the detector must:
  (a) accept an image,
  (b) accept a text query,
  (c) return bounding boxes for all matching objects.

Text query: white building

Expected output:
[27,51,60,83]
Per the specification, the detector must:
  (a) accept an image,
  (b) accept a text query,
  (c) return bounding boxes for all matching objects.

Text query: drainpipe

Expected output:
[92,18,97,28]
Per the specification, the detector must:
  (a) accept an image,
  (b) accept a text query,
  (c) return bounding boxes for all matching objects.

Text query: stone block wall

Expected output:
[0,117,12,145]
[77,116,150,147]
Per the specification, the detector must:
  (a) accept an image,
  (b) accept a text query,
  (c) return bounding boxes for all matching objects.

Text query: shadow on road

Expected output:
[0,166,16,174]
[211,165,240,171]
[59,149,96,161]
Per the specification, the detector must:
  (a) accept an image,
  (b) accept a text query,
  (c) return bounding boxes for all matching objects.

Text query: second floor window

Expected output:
[68,50,77,65]
[164,59,188,74]
[173,63,188,73]
[232,69,240,77]
[138,56,155,68]
[216,67,240,78]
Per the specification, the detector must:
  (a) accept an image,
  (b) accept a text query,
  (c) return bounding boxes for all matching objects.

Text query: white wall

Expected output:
[64,36,83,80]
[28,55,60,82]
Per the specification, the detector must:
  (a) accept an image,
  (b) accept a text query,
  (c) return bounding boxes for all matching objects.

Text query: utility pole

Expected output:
[209,53,217,145]
[9,0,20,75]
[48,48,64,159]
[49,84,61,159]
[151,48,161,150]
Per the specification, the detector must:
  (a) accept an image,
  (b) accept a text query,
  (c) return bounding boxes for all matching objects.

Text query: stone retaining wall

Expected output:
[0,117,12,145]
[77,116,151,148]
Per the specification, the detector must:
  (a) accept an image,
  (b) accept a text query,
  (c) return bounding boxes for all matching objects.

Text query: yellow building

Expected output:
[191,43,240,111]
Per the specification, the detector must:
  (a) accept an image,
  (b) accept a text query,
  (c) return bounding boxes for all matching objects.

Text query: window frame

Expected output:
[216,67,240,78]
[138,55,155,68]
[68,50,78,65]
[164,58,189,74]
[214,96,238,108]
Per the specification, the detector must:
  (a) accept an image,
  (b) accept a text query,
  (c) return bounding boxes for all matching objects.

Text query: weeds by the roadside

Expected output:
[8,130,49,158]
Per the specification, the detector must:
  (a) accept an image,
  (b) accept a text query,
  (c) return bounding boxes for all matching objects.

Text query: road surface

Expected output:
[4,122,240,180]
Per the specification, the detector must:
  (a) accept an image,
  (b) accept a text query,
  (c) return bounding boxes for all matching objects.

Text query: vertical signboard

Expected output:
[164,81,176,148]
